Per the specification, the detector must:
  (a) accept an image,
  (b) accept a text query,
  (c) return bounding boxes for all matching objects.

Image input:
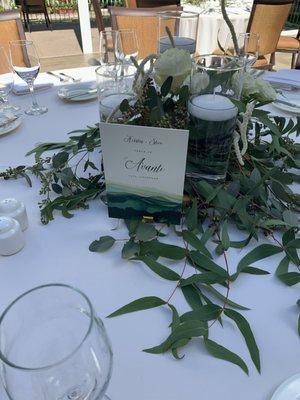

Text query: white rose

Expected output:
[153,48,192,93]
[240,72,276,102]
[189,72,210,94]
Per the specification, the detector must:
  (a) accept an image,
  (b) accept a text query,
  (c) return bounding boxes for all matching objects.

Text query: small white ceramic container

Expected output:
[0,217,25,256]
[0,198,28,231]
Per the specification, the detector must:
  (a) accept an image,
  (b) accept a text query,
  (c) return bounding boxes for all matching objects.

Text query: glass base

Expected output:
[103,396,111,400]
[186,172,226,181]
[25,105,48,116]
[0,104,21,112]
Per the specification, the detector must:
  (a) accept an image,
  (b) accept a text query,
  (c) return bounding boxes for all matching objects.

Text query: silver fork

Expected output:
[59,72,81,83]
[47,71,69,83]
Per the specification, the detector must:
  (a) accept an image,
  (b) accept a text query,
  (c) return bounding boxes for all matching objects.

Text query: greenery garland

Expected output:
[1,6,299,370]
[1,100,299,374]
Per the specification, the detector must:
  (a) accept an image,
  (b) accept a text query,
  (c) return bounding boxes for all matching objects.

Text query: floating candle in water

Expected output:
[159,36,196,54]
[188,94,238,121]
[99,93,133,121]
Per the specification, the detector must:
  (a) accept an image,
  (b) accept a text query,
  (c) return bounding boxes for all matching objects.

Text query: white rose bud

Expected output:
[153,48,192,93]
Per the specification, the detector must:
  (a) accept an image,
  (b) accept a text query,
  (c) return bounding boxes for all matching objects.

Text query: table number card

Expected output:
[100,123,189,224]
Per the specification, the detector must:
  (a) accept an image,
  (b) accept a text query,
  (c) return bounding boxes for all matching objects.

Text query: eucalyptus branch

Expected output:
[220,0,239,55]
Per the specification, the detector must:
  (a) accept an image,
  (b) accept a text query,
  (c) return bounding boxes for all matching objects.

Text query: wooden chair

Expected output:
[0,11,26,72]
[275,28,300,68]
[109,5,182,60]
[246,0,294,70]
[20,0,51,31]
[125,0,180,7]
[91,0,105,33]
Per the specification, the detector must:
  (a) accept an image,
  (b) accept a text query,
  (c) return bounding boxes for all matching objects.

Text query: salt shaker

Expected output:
[0,198,28,231]
[0,217,25,256]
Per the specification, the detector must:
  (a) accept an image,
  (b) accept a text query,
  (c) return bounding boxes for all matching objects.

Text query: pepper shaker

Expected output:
[0,198,28,231]
[0,217,25,256]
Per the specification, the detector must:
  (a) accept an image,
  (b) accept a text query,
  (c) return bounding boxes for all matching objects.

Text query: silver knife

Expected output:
[274,99,300,109]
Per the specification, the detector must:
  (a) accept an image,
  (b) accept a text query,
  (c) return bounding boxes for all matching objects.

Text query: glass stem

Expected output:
[28,84,39,109]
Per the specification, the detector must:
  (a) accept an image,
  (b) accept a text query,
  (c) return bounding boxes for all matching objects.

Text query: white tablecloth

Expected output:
[0,67,300,400]
[183,4,250,55]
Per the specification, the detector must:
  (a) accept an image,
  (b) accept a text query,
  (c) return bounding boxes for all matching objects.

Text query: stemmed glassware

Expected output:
[99,29,138,67]
[99,30,119,65]
[115,29,139,66]
[9,40,47,115]
[224,33,260,69]
[0,46,20,113]
[0,284,113,400]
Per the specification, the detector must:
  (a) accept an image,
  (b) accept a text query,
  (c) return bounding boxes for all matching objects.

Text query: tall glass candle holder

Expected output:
[187,55,244,181]
[96,63,135,123]
[158,11,199,56]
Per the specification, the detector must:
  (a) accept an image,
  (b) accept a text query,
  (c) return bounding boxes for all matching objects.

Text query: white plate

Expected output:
[273,96,300,115]
[0,113,22,137]
[271,373,300,400]
[58,83,97,102]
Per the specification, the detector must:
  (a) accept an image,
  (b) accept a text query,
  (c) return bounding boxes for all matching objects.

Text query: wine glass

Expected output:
[115,29,139,66]
[0,284,113,400]
[9,40,47,116]
[224,33,260,69]
[99,30,119,65]
[0,46,20,113]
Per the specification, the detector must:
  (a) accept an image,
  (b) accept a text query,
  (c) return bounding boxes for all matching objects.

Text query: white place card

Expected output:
[100,123,189,223]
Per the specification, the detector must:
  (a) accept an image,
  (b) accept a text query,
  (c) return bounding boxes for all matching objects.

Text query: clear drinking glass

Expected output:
[9,40,47,116]
[0,284,113,400]
[187,55,244,181]
[224,33,260,68]
[158,11,199,56]
[99,30,119,65]
[0,46,20,113]
[115,29,139,65]
[96,63,135,123]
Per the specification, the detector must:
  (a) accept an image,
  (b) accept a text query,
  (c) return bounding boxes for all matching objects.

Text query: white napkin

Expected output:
[263,69,300,88]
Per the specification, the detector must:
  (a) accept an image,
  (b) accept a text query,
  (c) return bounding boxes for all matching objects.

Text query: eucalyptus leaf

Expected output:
[89,236,116,252]
[144,320,207,354]
[136,223,157,242]
[140,255,180,281]
[224,309,260,373]
[107,296,166,318]
[204,338,249,375]
[236,244,283,274]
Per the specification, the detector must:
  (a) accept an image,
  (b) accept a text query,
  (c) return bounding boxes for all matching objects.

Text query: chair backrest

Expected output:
[91,0,105,32]
[109,5,183,59]
[247,0,294,55]
[22,0,46,6]
[0,11,26,72]
[125,0,180,7]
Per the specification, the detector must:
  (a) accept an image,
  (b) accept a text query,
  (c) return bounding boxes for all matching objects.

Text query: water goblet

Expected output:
[9,40,47,116]
[0,284,113,400]
[0,46,20,113]
[224,33,260,69]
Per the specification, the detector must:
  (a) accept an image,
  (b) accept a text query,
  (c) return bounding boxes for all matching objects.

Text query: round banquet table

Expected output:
[183,4,250,55]
[0,67,300,400]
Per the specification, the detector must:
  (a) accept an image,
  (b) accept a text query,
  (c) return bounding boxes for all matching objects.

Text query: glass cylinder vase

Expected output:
[187,55,244,181]
[158,10,199,56]
[96,63,135,123]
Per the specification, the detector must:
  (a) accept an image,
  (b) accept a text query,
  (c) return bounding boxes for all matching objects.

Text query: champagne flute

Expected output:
[115,29,139,66]
[9,40,47,116]
[224,33,260,69]
[0,46,20,113]
[99,30,119,65]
